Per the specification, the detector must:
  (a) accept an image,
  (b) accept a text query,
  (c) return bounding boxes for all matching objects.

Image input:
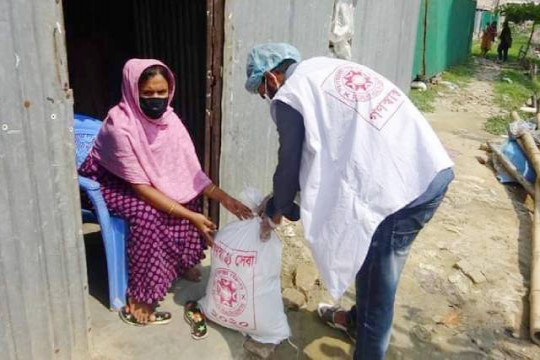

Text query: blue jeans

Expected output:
[347,188,448,360]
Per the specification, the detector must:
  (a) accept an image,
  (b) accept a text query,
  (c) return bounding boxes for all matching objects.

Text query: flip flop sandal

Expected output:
[183,266,203,282]
[184,301,208,340]
[119,307,172,326]
[317,303,356,343]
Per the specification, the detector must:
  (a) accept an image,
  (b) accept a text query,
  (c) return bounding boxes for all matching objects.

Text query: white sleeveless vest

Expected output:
[272,57,453,299]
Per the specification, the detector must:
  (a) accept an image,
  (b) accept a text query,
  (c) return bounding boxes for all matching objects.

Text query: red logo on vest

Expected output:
[334,66,383,102]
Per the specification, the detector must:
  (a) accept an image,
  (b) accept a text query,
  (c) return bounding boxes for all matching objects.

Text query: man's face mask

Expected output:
[265,81,273,106]
[263,72,281,103]
[139,97,168,119]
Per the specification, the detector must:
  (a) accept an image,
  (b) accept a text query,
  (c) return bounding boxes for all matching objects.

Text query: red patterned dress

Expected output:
[80,149,205,304]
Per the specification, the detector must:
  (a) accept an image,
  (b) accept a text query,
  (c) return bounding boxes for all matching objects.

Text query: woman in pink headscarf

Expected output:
[79,59,252,331]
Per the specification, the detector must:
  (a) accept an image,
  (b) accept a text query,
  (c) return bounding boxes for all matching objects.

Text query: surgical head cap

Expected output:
[245,43,301,93]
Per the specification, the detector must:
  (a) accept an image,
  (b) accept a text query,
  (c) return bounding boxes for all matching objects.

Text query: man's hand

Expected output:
[260,213,282,241]
[256,195,273,217]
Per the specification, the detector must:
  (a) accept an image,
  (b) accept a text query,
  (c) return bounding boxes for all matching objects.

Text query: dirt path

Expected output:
[274,58,540,359]
[436,58,501,116]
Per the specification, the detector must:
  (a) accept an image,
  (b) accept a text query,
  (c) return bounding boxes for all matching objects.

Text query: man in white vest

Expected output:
[245,43,454,359]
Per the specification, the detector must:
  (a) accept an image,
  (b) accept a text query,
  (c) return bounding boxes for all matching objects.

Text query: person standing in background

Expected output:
[498,21,512,62]
[489,21,498,42]
[481,25,494,58]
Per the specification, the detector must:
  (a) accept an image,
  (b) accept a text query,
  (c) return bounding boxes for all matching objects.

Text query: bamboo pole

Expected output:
[512,111,522,123]
[518,133,540,170]
[512,112,540,345]
[518,133,540,345]
[532,181,540,345]
[536,104,540,129]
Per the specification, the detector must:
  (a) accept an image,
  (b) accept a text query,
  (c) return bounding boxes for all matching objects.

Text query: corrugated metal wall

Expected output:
[413,0,477,78]
[219,0,421,224]
[473,10,501,38]
[413,0,428,79]
[352,0,422,90]
[0,0,91,359]
[480,10,500,33]
[219,0,334,223]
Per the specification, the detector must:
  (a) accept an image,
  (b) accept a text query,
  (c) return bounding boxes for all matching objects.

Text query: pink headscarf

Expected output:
[92,59,211,204]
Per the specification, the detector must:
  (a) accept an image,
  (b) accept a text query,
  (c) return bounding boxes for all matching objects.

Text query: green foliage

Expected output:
[488,69,540,135]
[409,88,437,113]
[492,6,539,61]
[493,69,540,110]
[498,3,540,24]
[485,115,512,135]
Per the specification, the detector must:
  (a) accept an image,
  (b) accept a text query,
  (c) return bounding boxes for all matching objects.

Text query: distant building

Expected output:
[475,0,540,36]
[478,0,540,11]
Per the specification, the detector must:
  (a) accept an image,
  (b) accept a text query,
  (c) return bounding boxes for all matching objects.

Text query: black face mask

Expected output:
[139,97,168,119]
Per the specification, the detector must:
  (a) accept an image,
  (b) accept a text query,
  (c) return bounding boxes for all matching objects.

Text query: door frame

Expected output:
[204,0,225,222]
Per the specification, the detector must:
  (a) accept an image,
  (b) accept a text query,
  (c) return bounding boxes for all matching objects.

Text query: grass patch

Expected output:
[409,59,477,113]
[493,69,540,110]
[409,87,437,113]
[509,31,531,62]
[488,67,540,134]
[442,59,477,87]
[472,41,482,58]
[485,115,511,135]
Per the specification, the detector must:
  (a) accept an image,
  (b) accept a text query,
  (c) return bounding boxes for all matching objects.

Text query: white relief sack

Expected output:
[199,188,290,344]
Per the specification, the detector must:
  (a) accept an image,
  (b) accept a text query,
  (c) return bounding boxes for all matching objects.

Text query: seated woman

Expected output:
[79,59,252,329]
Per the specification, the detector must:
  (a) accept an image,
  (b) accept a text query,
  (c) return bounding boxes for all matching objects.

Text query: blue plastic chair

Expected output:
[74,114,128,311]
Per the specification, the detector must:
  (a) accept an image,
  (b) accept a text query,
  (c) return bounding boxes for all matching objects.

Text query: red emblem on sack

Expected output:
[334,66,383,102]
[212,268,248,317]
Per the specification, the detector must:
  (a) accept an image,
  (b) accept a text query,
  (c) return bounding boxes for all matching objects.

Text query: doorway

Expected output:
[63,0,224,220]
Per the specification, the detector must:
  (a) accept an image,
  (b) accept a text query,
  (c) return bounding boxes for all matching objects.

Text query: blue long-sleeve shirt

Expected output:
[265,100,304,221]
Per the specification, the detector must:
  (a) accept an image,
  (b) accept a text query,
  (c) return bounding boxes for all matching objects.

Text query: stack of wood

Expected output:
[488,112,540,345]
[521,94,540,114]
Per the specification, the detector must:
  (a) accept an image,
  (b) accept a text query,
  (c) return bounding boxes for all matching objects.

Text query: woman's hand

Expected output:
[222,195,253,220]
[203,184,253,220]
[189,212,217,247]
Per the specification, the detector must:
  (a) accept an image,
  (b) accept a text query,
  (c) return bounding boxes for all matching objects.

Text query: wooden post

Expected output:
[512,111,522,123]
[533,182,540,345]
[513,110,540,345]
[517,132,540,345]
